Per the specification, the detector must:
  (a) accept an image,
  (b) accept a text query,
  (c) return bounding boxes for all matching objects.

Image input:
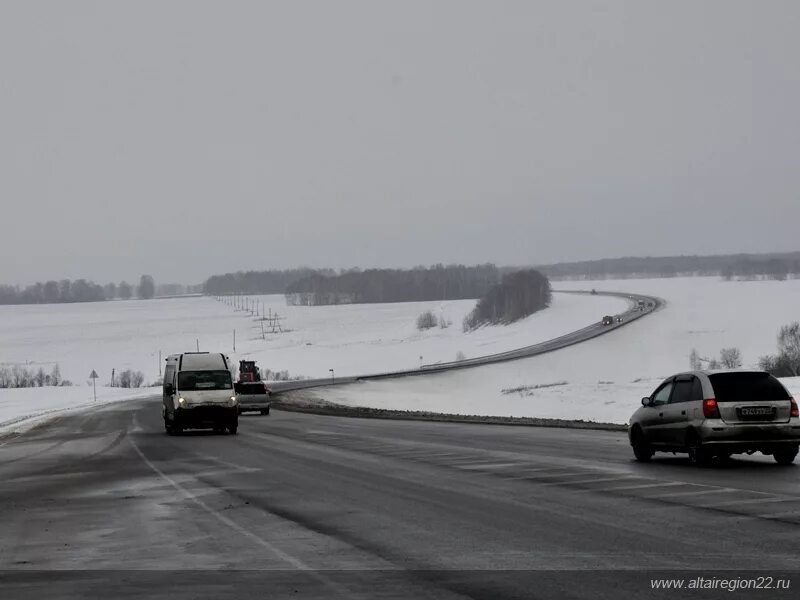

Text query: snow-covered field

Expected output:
[4,276,799,429]
[0,291,623,384]
[314,277,800,424]
[0,290,622,429]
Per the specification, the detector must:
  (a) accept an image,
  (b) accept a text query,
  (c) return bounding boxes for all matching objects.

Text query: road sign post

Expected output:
[89,370,99,402]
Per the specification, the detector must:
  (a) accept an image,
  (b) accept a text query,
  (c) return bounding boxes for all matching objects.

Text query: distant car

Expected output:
[616,316,623,323]
[637,300,646,311]
[628,370,800,465]
[601,315,614,326]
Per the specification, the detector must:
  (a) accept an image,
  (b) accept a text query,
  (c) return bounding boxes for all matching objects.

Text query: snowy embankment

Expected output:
[0,386,155,437]
[312,277,800,424]
[0,290,622,431]
[0,291,624,384]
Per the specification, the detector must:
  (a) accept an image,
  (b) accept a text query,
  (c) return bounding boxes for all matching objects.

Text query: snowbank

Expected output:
[0,386,155,436]
[313,277,800,424]
[0,292,625,383]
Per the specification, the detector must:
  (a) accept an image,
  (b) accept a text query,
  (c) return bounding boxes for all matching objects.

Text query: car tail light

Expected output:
[791,398,799,418]
[703,398,721,419]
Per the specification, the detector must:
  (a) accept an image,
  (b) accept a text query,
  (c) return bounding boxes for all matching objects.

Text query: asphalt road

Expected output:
[271,291,661,393]
[2,398,799,599]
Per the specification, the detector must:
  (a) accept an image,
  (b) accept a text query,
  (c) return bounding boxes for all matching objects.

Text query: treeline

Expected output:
[0,274,166,305]
[203,268,332,296]
[537,252,800,280]
[463,269,551,331]
[285,264,501,306]
[0,364,71,388]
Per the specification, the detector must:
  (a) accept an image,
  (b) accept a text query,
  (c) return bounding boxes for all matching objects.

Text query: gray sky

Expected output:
[1,1,799,285]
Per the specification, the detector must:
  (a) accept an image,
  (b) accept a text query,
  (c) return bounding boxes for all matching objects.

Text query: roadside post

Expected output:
[329,369,335,385]
[89,370,99,402]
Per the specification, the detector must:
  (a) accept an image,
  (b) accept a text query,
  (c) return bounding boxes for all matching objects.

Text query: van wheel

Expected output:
[631,427,653,462]
[228,425,238,435]
[260,407,270,416]
[774,446,798,465]
[686,432,708,466]
[164,421,173,435]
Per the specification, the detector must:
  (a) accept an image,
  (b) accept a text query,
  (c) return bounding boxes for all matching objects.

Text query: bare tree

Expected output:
[416,310,437,330]
[138,275,155,300]
[689,348,702,370]
[118,281,133,300]
[777,322,800,376]
[719,347,742,369]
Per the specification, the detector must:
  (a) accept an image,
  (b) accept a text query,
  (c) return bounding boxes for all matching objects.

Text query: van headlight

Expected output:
[229,396,238,405]
[178,397,187,406]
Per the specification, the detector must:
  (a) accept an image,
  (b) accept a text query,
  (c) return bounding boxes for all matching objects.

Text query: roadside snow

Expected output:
[0,386,154,437]
[0,292,624,383]
[312,277,800,424]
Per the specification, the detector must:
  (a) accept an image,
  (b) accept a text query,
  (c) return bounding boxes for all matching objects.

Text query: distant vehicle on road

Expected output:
[162,352,239,435]
[628,370,800,465]
[616,316,623,323]
[601,315,614,326]
[235,360,272,416]
[637,300,646,311]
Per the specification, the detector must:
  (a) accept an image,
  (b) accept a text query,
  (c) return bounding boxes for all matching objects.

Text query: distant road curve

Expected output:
[270,290,663,393]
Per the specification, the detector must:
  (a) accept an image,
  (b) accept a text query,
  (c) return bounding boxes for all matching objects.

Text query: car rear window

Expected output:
[708,372,791,402]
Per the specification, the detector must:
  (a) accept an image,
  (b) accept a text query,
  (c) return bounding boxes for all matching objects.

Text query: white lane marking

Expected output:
[129,436,312,569]
[756,510,800,520]
[129,413,341,583]
[457,462,518,471]
[653,488,739,499]
[695,496,799,508]
[590,481,685,493]
[551,476,636,486]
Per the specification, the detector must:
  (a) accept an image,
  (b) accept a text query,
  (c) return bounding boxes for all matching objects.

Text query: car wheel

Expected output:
[260,407,270,416]
[630,427,653,462]
[686,433,708,466]
[164,421,173,435]
[773,446,798,465]
[213,426,225,434]
[228,425,238,435]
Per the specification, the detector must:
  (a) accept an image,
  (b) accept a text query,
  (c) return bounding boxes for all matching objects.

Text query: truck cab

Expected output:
[162,352,239,435]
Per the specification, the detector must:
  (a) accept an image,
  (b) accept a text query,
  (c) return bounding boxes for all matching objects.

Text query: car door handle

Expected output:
[681,410,686,415]
[659,412,663,417]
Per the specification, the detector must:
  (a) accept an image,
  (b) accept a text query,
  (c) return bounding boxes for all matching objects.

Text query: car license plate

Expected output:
[737,406,776,419]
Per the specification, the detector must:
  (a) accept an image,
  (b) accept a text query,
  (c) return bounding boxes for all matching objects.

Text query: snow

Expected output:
[312,277,800,424]
[5,275,798,428]
[0,386,154,437]
[0,292,624,384]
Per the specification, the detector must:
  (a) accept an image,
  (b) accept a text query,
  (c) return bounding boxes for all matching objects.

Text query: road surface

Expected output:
[1,398,798,599]
[271,290,661,393]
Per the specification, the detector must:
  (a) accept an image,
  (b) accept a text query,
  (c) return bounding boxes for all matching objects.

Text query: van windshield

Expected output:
[178,370,232,391]
[708,372,791,402]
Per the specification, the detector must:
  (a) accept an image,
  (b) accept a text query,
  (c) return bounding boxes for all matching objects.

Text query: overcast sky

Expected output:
[1,1,799,284]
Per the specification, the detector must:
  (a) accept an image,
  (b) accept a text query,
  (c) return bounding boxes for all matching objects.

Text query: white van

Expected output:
[162,352,239,435]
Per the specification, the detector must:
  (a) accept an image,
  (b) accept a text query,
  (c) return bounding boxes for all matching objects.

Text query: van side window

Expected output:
[163,366,175,388]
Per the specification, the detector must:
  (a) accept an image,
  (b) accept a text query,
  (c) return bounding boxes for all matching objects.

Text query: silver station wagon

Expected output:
[629,370,800,465]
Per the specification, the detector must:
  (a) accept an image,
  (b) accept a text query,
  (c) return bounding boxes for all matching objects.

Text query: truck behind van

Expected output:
[162,352,239,435]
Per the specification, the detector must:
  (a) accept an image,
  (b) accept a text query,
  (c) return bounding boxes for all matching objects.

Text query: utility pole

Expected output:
[196,339,200,352]
[233,329,236,352]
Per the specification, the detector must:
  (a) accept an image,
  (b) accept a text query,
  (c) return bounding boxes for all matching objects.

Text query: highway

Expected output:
[1,398,798,599]
[271,290,662,393]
